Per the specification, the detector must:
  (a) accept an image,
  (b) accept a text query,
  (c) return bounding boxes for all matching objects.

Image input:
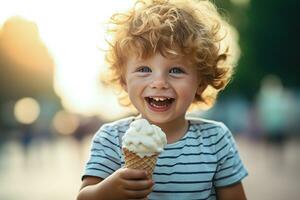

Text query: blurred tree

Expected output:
[215,0,300,100]
[0,16,61,128]
[0,16,56,100]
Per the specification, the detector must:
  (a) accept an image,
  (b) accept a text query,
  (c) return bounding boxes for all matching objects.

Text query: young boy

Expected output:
[77,0,248,199]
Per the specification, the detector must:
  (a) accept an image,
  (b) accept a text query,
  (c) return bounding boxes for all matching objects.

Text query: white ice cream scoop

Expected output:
[122,118,167,158]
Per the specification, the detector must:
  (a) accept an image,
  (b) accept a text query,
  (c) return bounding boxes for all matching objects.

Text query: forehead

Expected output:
[125,52,194,67]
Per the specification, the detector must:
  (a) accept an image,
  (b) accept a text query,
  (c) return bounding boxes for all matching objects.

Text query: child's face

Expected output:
[123,53,200,127]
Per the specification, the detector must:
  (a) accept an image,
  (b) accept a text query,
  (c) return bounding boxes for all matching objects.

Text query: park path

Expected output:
[0,135,299,200]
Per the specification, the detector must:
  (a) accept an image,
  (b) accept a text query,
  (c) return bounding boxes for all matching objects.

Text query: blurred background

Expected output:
[0,0,299,199]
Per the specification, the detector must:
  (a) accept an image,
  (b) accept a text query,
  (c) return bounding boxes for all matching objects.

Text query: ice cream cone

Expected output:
[123,148,158,179]
[122,119,167,179]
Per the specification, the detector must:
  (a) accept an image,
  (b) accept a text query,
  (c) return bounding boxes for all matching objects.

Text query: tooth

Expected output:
[151,97,170,101]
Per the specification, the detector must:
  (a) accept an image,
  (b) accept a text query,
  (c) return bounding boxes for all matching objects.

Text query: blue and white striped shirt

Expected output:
[83,116,248,200]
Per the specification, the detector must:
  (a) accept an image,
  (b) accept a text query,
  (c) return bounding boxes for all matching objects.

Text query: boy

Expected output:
[77,0,248,199]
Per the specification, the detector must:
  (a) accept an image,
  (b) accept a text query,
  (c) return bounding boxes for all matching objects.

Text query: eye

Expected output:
[136,66,152,73]
[169,67,185,74]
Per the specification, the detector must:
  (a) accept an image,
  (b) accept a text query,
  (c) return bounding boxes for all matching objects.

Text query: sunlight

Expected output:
[0,0,133,120]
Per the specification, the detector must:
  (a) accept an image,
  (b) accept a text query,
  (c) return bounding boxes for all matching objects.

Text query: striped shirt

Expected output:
[83,116,248,200]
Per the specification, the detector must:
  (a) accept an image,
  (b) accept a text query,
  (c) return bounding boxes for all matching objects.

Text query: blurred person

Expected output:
[77,0,248,199]
[283,90,300,136]
[294,92,300,135]
[20,124,34,157]
[72,116,102,165]
[256,74,291,160]
[224,96,250,136]
[246,105,263,141]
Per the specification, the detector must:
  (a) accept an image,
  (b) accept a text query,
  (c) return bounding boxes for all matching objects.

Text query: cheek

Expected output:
[180,81,199,99]
[178,83,197,97]
[125,77,143,94]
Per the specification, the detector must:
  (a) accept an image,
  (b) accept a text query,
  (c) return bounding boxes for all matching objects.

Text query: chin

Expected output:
[143,115,173,125]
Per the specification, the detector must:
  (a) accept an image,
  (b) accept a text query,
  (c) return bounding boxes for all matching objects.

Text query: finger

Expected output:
[125,187,153,199]
[123,179,154,190]
[121,168,148,180]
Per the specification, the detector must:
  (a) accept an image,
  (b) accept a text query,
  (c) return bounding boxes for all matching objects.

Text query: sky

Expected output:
[0,0,134,120]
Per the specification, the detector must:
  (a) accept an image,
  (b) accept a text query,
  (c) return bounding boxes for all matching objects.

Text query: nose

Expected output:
[149,74,169,89]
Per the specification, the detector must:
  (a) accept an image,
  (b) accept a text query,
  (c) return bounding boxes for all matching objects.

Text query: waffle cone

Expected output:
[123,148,158,179]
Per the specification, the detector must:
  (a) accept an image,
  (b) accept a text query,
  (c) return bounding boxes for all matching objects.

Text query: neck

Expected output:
[154,117,189,144]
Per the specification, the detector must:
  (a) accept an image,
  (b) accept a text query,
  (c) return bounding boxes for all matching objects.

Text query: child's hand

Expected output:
[102,167,154,200]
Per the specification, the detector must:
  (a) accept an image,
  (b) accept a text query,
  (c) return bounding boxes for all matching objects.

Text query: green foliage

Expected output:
[215,0,300,99]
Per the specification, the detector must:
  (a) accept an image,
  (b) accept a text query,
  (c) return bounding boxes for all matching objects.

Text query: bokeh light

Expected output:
[14,97,40,124]
[52,110,79,135]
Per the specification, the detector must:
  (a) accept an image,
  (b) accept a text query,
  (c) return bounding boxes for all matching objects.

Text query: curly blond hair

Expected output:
[102,0,239,109]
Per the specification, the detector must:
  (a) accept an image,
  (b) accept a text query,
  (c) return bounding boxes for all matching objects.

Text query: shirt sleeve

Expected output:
[82,124,122,180]
[213,123,248,187]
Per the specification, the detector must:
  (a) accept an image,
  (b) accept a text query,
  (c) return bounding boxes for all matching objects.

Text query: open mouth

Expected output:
[145,96,175,110]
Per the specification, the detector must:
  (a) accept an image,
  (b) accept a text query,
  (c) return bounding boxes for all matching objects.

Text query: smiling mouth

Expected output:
[145,97,175,109]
